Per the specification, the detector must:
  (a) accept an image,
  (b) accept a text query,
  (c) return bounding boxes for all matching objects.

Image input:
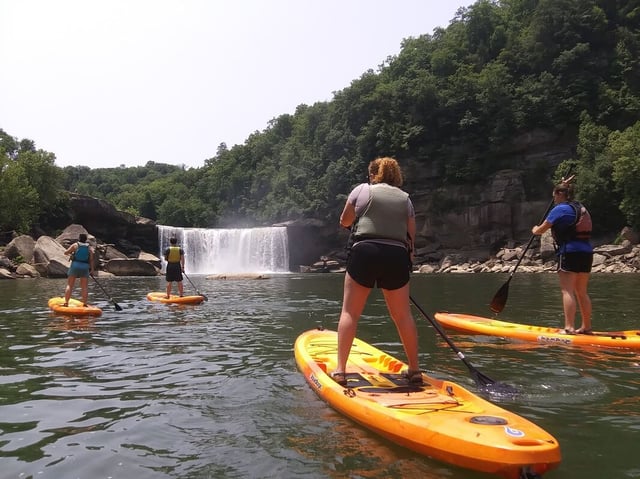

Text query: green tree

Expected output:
[610,121,640,230]
[559,113,626,235]
[0,130,63,233]
[0,157,39,232]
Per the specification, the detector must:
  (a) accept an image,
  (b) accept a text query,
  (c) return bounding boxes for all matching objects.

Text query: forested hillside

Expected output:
[1,0,639,238]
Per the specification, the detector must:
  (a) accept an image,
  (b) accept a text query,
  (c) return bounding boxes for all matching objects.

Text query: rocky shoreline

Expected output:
[0,224,162,279]
[304,226,640,275]
[2,224,640,280]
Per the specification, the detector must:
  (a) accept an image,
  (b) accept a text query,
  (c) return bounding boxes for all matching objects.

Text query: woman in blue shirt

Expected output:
[63,233,95,307]
[531,183,593,334]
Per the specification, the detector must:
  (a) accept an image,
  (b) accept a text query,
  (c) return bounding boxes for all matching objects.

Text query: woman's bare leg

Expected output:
[382,283,419,371]
[336,273,370,373]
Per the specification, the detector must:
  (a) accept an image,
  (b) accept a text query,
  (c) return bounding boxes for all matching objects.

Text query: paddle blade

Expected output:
[478,379,520,397]
[114,302,123,311]
[490,280,510,313]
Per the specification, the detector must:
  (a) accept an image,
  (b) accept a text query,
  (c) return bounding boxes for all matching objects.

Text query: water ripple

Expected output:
[0,274,638,478]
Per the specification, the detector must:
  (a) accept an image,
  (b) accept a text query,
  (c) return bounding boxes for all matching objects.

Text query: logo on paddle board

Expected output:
[504,426,525,438]
[537,335,572,345]
[310,374,322,389]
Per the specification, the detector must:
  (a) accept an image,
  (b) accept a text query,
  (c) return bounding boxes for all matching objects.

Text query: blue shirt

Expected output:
[546,203,593,254]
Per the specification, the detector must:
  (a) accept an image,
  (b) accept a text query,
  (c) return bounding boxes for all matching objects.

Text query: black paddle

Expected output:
[410,296,518,395]
[183,272,208,301]
[490,168,575,314]
[90,273,123,311]
[489,227,548,314]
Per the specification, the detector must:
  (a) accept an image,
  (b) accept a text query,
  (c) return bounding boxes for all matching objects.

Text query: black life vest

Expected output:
[551,201,592,245]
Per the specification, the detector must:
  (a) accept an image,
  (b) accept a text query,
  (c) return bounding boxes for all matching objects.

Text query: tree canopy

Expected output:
[2,0,639,236]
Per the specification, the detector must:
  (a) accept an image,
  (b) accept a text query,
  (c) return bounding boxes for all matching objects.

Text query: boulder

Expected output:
[0,257,14,271]
[99,244,128,261]
[105,259,159,276]
[592,253,607,267]
[619,226,639,245]
[5,235,36,263]
[0,267,13,279]
[594,243,633,257]
[33,236,69,278]
[539,231,556,262]
[16,263,40,277]
[138,251,162,269]
[55,224,96,249]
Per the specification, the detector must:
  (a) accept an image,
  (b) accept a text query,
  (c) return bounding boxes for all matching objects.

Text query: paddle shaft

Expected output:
[489,201,553,313]
[506,199,554,281]
[90,273,123,311]
[183,272,208,300]
[410,296,497,387]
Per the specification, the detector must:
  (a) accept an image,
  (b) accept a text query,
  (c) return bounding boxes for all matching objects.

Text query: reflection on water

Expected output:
[0,273,638,478]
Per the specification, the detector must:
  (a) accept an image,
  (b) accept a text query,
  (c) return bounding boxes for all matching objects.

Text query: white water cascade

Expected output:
[158,225,289,274]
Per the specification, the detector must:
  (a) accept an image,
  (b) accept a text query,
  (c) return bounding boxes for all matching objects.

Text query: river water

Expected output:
[0,273,638,479]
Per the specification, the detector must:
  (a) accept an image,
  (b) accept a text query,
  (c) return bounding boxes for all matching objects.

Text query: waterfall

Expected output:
[158,225,289,274]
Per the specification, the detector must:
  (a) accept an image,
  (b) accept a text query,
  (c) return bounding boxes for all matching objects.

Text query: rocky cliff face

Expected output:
[404,128,577,256]
[410,169,549,255]
[67,193,158,256]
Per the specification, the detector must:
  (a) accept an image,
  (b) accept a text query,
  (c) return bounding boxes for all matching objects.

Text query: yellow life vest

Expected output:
[166,246,182,263]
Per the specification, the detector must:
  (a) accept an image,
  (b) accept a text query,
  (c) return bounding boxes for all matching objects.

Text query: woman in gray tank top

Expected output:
[332,157,422,387]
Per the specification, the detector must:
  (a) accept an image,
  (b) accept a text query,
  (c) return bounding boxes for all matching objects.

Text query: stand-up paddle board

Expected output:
[295,327,560,479]
[48,297,102,317]
[146,292,205,305]
[434,312,640,350]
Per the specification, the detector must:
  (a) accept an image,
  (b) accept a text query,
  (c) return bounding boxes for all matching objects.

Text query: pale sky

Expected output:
[1,1,475,169]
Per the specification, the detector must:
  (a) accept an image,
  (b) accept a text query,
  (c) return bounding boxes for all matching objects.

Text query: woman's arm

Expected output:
[532,220,552,235]
[89,248,95,273]
[340,201,356,229]
[407,215,416,262]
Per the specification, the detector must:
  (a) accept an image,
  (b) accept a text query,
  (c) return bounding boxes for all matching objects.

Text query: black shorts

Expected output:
[558,252,593,273]
[347,241,411,290]
[166,262,183,282]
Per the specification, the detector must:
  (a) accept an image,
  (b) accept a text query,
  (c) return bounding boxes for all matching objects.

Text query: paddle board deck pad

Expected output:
[48,297,103,317]
[294,327,560,479]
[146,292,205,304]
[434,312,640,351]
